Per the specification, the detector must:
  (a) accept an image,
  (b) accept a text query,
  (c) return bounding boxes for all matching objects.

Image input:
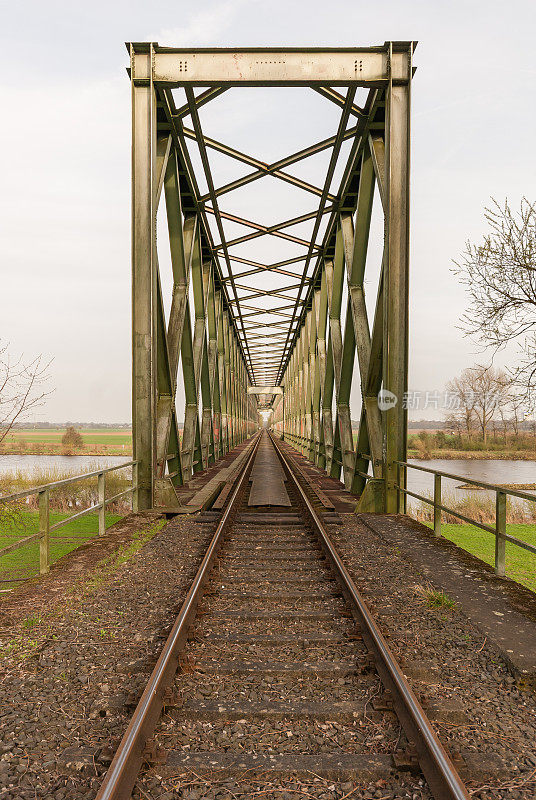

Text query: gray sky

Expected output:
[1,0,535,422]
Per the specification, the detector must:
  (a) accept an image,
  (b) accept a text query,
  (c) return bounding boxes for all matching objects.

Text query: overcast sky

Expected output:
[1,0,535,422]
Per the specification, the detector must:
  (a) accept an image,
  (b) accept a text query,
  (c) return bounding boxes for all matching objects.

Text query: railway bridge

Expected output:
[130,42,411,516]
[2,41,536,800]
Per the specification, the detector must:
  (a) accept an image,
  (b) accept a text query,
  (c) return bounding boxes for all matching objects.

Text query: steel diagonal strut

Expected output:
[276,85,358,384]
[185,127,357,202]
[184,87,254,377]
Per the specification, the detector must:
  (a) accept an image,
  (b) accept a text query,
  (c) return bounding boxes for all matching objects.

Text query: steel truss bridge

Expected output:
[130,42,414,513]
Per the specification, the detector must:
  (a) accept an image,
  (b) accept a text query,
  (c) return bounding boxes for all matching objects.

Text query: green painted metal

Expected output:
[129,42,414,511]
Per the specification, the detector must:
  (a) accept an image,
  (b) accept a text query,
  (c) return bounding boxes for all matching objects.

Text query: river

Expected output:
[406,458,536,509]
[1,454,535,501]
[0,454,131,479]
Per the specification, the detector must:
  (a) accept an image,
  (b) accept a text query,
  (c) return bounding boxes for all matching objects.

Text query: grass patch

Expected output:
[424,522,536,594]
[0,511,123,579]
[0,518,166,661]
[414,583,456,609]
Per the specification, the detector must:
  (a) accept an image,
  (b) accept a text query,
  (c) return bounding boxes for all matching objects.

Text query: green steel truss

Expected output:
[129,43,414,511]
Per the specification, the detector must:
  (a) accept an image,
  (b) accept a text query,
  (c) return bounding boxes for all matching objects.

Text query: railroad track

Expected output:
[95,431,469,800]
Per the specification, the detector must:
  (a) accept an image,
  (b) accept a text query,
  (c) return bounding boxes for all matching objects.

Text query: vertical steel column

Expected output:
[306,294,318,462]
[207,272,221,461]
[384,44,411,513]
[131,44,156,510]
[216,292,229,456]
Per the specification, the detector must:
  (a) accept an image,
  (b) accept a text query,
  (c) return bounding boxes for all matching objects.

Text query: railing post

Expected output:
[433,474,442,536]
[98,472,106,536]
[495,490,506,576]
[132,462,139,513]
[39,488,49,575]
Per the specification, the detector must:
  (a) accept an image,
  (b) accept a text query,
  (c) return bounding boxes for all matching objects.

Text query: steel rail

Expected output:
[94,433,261,800]
[269,433,471,800]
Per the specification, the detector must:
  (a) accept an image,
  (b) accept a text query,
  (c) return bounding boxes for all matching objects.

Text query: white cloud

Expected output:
[156,0,255,47]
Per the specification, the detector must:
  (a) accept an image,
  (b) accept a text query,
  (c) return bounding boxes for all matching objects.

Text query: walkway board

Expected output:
[248,436,291,507]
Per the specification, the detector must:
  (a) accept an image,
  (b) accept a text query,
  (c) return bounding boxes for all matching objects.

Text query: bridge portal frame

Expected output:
[129,42,413,512]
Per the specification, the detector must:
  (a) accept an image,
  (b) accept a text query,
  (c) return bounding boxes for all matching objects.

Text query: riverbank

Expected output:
[424,522,536,594]
[408,448,536,460]
[0,445,132,456]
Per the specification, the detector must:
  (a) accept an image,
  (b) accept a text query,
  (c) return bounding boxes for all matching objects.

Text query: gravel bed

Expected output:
[192,617,352,639]
[329,514,536,799]
[154,715,402,753]
[135,771,431,800]
[172,671,378,704]
[0,514,217,800]
[201,597,346,613]
[183,639,363,663]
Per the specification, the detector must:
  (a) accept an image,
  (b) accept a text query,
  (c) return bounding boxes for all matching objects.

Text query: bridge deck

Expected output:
[248,432,291,507]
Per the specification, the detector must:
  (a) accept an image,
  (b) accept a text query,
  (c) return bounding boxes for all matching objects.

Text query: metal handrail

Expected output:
[397,460,536,502]
[397,460,536,576]
[0,459,138,504]
[0,460,139,577]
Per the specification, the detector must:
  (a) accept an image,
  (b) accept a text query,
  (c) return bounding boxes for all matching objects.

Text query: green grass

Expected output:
[424,522,536,593]
[0,511,122,581]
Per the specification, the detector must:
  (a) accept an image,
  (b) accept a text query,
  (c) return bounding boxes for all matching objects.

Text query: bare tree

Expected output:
[453,197,536,391]
[445,372,478,439]
[447,364,508,445]
[495,375,533,438]
[0,343,52,444]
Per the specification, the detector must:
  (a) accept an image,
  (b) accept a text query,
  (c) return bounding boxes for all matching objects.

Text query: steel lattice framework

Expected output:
[129,42,414,511]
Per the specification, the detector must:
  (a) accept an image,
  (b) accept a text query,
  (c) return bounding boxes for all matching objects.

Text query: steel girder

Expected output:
[129,42,414,511]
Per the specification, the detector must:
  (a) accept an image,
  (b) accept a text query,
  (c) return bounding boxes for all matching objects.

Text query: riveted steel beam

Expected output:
[130,44,413,86]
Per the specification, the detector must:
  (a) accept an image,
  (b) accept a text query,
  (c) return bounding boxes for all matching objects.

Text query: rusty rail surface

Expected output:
[94,434,261,800]
[270,432,470,800]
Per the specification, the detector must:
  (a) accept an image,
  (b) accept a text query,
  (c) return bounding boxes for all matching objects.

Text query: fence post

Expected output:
[433,474,442,536]
[495,490,506,576]
[132,462,139,513]
[98,472,106,536]
[39,488,49,574]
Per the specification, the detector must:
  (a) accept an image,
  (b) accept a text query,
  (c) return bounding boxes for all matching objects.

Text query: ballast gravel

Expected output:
[0,514,215,800]
[1,503,536,800]
[326,514,536,800]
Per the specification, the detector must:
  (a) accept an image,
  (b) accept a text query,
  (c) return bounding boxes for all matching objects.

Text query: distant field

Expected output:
[6,429,132,445]
[0,429,132,455]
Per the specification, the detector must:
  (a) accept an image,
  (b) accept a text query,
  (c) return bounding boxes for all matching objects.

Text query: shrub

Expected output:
[62,426,83,449]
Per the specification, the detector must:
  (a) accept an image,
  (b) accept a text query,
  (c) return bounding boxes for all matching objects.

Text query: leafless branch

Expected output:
[0,342,53,443]
[452,197,536,391]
